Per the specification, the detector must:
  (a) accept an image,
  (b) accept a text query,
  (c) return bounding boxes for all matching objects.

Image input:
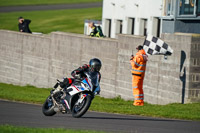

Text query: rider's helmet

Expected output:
[89,58,102,72]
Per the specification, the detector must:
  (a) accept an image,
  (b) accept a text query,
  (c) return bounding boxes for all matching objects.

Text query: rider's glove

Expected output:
[71,70,80,77]
[60,78,69,88]
[130,55,134,60]
[75,70,80,74]
[60,82,66,88]
[74,74,81,79]
[94,91,100,95]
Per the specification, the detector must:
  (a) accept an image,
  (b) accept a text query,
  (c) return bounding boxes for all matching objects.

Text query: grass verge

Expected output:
[0,83,200,121]
[0,0,102,7]
[0,83,51,104]
[0,7,102,34]
[0,125,105,133]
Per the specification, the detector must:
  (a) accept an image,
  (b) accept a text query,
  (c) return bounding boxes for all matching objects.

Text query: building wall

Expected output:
[175,20,200,34]
[162,19,200,34]
[102,0,200,38]
[102,0,163,38]
[189,35,200,102]
[0,30,51,87]
[162,19,175,33]
[161,0,200,34]
[0,30,200,104]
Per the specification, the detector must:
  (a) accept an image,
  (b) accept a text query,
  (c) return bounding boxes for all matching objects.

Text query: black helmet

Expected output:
[136,45,143,50]
[89,58,102,72]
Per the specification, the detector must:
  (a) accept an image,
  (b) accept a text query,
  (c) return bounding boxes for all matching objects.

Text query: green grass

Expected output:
[90,96,200,121]
[0,125,105,133]
[0,8,102,34]
[0,83,51,104]
[0,83,200,121]
[0,0,102,7]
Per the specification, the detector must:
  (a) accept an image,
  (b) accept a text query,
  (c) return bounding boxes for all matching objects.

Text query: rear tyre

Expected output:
[72,95,92,118]
[42,96,56,116]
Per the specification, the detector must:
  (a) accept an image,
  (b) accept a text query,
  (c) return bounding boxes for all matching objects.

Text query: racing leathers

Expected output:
[60,64,101,95]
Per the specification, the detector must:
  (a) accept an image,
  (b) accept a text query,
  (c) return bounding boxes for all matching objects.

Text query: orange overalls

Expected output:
[130,49,148,106]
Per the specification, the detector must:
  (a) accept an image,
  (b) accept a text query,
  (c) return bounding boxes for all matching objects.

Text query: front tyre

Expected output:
[42,96,56,116]
[72,95,92,118]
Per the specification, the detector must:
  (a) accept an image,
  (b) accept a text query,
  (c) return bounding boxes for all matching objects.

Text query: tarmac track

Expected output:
[0,2,102,12]
[0,100,200,133]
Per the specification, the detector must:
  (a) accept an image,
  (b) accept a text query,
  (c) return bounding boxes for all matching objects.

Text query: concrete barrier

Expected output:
[0,30,199,104]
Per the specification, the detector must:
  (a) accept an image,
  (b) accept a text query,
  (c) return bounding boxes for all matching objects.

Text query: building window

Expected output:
[116,20,123,34]
[119,21,123,34]
[153,18,161,37]
[105,19,112,37]
[140,19,147,36]
[127,18,135,35]
[143,19,148,36]
[164,0,174,16]
[197,0,200,16]
[156,19,161,37]
[179,0,196,15]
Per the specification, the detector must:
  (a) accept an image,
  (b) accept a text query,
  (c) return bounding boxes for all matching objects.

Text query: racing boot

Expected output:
[133,101,144,106]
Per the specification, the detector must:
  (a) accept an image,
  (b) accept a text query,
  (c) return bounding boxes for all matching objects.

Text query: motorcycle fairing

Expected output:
[82,78,93,91]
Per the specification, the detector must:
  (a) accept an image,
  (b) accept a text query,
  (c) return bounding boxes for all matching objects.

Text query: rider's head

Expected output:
[89,58,102,72]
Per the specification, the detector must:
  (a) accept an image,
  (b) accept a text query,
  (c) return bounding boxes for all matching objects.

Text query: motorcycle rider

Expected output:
[60,58,102,95]
[48,58,102,113]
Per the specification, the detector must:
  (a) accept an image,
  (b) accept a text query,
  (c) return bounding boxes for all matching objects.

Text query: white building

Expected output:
[102,0,163,38]
[84,0,200,38]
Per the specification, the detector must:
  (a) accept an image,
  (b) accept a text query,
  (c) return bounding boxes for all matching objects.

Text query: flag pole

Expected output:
[132,49,133,57]
[142,35,148,46]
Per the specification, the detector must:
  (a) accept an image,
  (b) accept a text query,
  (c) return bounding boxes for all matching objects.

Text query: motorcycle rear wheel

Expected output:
[42,96,56,116]
[72,95,92,118]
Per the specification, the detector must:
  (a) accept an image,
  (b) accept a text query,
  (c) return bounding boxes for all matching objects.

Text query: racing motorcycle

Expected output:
[42,71,100,118]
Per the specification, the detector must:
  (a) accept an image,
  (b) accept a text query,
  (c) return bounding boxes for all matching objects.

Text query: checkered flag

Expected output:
[143,35,173,56]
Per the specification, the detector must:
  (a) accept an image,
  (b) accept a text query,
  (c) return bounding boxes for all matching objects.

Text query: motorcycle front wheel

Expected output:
[42,96,56,116]
[72,95,92,118]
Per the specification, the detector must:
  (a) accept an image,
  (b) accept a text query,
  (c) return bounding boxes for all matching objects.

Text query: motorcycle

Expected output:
[42,71,100,118]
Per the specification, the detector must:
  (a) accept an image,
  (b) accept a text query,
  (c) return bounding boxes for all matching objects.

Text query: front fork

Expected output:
[76,93,88,105]
[50,85,66,112]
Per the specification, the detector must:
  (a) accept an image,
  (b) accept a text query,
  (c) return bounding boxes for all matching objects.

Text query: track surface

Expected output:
[0,2,102,12]
[0,100,200,133]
